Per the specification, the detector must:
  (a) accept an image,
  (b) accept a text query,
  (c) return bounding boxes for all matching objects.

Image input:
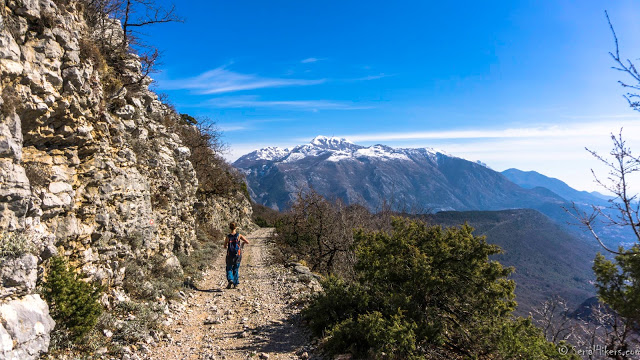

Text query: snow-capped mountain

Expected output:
[237,136,441,165]
[233,136,566,212]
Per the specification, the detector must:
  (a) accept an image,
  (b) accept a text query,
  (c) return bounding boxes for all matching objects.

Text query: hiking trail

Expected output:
[148,228,322,360]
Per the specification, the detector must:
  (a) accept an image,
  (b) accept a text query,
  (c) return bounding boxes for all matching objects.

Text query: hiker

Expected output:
[224,222,249,289]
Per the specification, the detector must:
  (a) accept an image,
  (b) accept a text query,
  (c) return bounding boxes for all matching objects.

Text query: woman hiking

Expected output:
[224,222,249,289]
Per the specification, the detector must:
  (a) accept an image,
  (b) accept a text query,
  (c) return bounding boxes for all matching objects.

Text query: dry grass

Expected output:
[0,86,20,117]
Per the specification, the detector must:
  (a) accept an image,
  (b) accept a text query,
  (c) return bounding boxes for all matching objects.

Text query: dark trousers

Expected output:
[226,258,240,284]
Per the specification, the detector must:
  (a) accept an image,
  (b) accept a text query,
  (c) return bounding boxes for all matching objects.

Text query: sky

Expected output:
[142,0,640,193]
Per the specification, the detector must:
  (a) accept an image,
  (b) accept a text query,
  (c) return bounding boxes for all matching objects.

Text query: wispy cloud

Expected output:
[217,124,247,132]
[340,120,640,143]
[301,57,326,64]
[333,119,640,192]
[204,96,373,111]
[158,66,325,94]
[349,73,392,81]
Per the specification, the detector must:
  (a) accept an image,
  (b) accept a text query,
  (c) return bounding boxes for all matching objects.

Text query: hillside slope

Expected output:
[424,209,598,314]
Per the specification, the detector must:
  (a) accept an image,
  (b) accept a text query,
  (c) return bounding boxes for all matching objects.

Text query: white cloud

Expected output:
[336,119,640,192]
[341,120,640,143]
[158,65,325,94]
[217,124,247,132]
[301,57,326,63]
[204,96,373,111]
[349,74,392,81]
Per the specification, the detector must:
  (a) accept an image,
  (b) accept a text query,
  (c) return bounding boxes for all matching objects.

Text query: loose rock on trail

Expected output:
[149,228,322,360]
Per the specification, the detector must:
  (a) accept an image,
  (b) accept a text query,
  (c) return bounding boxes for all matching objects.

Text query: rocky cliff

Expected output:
[0,0,254,358]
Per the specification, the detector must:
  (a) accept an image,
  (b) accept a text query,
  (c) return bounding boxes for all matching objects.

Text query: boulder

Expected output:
[0,294,55,360]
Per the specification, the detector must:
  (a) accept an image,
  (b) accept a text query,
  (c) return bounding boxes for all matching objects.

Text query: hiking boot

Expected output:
[233,283,239,289]
[226,282,233,289]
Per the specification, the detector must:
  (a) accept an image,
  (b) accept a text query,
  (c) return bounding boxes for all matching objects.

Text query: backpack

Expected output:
[227,233,242,258]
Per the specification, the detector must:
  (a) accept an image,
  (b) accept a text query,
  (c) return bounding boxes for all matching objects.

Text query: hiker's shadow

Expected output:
[184,282,223,293]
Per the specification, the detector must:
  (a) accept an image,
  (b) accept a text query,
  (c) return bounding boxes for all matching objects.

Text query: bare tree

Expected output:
[531,296,576,344]
[606,10,640,112]
[83,0,182,49]
[565,12,640,256]
[273,189,385,276]
[566,131,640,256]
[561,12,640,358]
[531,296,640,359]
[119,0,182,50]
[81,0,182,94]
[573,302,639,360]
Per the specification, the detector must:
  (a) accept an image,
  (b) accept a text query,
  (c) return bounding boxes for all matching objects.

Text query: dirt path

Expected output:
[149,228,320,360]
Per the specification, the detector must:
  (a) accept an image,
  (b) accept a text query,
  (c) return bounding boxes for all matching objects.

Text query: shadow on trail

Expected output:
[236,305,310,355]
[183,281,223,293]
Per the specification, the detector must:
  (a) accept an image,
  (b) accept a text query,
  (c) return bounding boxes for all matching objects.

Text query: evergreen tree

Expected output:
[304,217,577,359]
[41,256,103,341]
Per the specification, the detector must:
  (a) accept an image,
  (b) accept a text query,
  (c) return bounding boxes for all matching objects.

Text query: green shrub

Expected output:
[324,311,418,360]
[41,256,103,341]
[303,276,370,336]
[304,217,578,359]
[593,245,640,338]
[495,318,576,359]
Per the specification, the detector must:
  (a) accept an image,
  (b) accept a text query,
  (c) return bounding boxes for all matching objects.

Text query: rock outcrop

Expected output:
[0,0,254,357]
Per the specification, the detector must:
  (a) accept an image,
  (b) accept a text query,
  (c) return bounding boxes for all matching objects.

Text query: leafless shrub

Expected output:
[531,296,576,344]
[273,188,387,276]
[78,36,105,66]
[530,296,640,359]
[573,301,640,359]
[175,119,245,197]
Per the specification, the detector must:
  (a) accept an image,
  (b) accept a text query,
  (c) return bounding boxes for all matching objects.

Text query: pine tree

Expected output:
[41,256,103,341]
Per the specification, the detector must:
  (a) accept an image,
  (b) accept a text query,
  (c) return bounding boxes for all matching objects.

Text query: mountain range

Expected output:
[234,135,633,247]
[501,168,612,206]
[235,136,566,211]
[234,136,636,312]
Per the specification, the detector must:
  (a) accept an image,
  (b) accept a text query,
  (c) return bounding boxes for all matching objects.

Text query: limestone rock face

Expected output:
[0,254,37,297]
[0,295,55,360]
[0,0,254,357]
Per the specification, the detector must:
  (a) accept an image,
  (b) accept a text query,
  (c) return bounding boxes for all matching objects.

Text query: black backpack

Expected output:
[227,233,242,258]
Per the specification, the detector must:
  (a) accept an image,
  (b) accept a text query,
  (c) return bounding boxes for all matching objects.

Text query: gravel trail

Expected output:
[149,228,319,360]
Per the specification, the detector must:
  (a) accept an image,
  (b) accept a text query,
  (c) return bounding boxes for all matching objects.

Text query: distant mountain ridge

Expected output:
[501,168,612,205]
[234,136,566,212]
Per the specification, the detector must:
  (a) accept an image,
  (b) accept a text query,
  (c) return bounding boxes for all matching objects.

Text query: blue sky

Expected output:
[147,0,640,192]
